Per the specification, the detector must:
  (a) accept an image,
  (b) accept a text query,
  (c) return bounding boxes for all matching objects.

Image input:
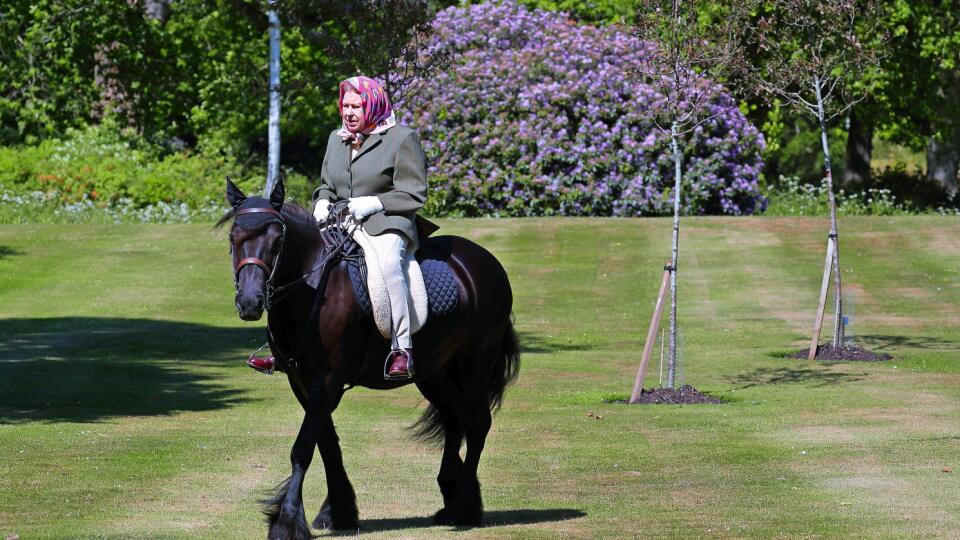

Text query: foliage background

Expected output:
[1,0,957,220]
[402,1,765,217]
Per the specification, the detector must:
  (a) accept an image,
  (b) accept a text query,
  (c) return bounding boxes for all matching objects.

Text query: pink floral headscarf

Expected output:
[336,76,397,144]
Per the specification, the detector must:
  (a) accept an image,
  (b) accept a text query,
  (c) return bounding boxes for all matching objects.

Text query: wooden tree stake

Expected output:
[630,263,672,403]
[808,236,836,361]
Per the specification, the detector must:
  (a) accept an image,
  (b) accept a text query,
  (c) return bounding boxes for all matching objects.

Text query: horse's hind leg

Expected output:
[415,376,466,525]
[448,352,496,527]
[452,400,491,526]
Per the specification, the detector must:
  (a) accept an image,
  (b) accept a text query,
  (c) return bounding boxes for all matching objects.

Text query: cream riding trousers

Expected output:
[360,229,414,350]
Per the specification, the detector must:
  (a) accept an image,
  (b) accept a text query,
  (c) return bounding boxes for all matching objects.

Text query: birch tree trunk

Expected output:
[265,5,281,196]
[815,76,844,347]
[667,121,681,389]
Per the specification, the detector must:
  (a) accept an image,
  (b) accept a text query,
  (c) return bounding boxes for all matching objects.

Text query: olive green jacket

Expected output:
[312,125,428,249]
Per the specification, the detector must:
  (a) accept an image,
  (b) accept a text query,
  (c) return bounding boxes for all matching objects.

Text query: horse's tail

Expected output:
[412,315,520,444]
[489,314,520,412]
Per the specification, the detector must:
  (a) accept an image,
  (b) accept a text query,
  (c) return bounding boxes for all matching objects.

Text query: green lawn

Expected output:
[1,216,959,539]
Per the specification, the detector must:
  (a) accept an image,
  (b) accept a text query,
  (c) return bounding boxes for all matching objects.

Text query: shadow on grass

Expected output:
[518,331,597,354]
[858,334,959,352]
[728,366,864,389]
[342,509,586,534]
[0,317,264,424]
[0,245,22,260]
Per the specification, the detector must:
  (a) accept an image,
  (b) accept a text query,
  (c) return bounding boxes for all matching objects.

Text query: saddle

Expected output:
[346,241,460,326]
[343,216,459,339]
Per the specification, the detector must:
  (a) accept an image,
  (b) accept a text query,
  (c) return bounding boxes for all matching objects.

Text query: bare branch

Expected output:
[745,0,888,126]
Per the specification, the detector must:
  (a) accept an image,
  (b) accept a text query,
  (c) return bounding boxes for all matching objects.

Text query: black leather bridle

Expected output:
[231,207,287,312]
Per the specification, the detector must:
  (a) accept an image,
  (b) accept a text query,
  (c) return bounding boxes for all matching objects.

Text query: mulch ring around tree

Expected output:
[619,385,723,405]
[790,344,891,362]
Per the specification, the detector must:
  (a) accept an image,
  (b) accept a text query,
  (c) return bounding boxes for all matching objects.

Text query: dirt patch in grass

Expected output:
[922,226,960,255]
[852,230,897,249]
[890,286,960,316]
[818,464,960,534]
[754,283,813,333]
[893,286,936,300]
[790,344,891,361]
[748,217,825,237]
[620,386,723,404]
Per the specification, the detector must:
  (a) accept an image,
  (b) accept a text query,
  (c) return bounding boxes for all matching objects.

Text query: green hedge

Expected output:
[0,123,316,223]
[763,174,959,217]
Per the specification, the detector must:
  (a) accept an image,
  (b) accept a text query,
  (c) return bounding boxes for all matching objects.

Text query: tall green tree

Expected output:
[1,0,448,178]
[0,0,172,142]
[871,0,960,197]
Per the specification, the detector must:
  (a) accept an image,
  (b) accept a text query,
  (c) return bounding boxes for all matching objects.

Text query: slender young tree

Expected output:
[746,0,885,352]
[265,1,282,196]
[634,0,750,389]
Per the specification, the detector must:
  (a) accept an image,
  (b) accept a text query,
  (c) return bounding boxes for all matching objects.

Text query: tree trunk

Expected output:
[142,0,171,23]
[265,5,281,196]
[667,121,681,390]
[842,106,874,188]
[815,76,844,348]
[926,69,960,199]
[926,135,960,199]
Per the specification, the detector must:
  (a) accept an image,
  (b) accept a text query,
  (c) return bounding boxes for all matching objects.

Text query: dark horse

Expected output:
[221,179,519,539]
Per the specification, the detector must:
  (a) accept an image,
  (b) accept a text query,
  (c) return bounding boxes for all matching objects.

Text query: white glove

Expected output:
[348,196,384,219]
[313,199,331,222]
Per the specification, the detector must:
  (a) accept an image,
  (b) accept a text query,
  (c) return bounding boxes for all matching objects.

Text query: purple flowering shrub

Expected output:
[397,0,766,216]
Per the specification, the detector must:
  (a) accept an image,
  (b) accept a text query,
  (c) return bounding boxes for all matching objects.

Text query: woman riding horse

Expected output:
[227,75,519,538]
[249,75,426,379]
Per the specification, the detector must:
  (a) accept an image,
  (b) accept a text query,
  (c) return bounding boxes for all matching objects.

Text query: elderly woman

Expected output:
[313,75,428,380]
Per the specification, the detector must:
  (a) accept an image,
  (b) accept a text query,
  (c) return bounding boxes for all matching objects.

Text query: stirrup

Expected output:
[247,342,274,375]
[383,349,414,381]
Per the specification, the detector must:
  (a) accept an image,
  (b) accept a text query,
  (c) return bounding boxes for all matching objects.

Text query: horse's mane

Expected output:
[214,198,314,230]
[279,200,314,226]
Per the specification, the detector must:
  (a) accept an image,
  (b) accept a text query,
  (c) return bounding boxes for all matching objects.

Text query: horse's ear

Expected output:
[269,177,285,210]
[226,177,246,208]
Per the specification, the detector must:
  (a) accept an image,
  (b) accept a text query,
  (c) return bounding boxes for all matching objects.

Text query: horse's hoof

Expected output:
[312,507,332,530]
[433,507,455,525]
[434,507,482,527]
[453,505,483,527]
[313,500,359,531]
[332,518,359,531]
[314,516,359,531]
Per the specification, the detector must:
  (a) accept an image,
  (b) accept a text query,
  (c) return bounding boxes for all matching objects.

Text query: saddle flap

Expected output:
[346,233,459,340]
[416,215,440,239]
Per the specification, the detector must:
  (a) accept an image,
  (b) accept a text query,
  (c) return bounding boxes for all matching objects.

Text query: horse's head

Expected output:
[222,178,286,321]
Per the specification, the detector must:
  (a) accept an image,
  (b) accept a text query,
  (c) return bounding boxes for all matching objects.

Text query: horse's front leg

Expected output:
[311,406,358,530]
[263,376,355,539]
